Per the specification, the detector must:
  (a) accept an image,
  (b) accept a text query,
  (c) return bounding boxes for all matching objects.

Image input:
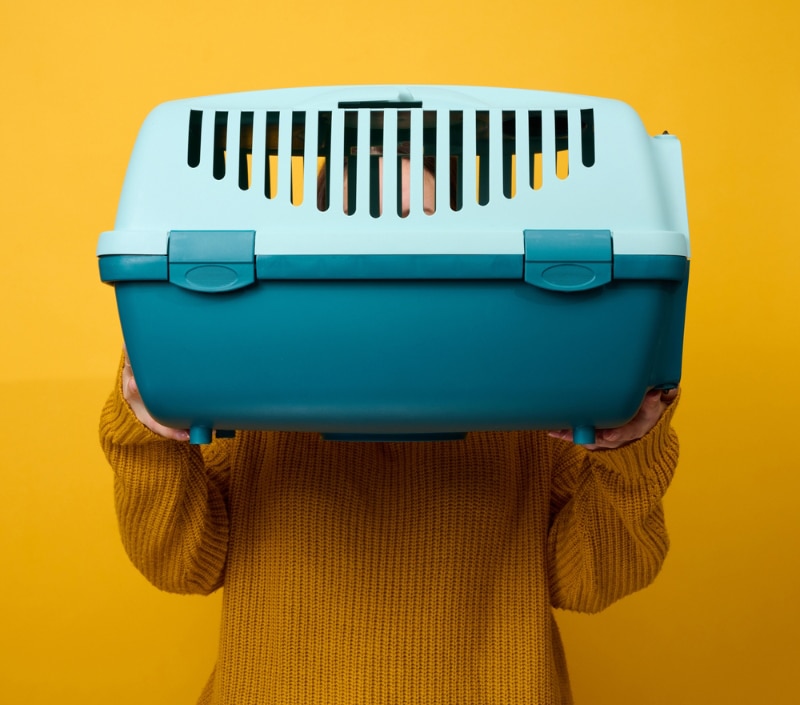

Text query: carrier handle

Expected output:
[338,89,422,109]
[338,100,423,109]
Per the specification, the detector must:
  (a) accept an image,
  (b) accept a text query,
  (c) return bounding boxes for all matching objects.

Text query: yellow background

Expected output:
[1,0,798,703]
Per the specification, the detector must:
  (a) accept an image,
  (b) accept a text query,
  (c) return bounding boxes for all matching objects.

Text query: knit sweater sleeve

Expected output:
[98,361,231,595]
[546,395,680,614]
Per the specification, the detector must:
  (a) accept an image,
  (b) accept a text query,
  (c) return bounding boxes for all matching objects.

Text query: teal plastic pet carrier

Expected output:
[98,85,690,444]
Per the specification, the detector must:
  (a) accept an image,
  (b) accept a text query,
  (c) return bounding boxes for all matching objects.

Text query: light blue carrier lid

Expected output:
[98,85,690,265]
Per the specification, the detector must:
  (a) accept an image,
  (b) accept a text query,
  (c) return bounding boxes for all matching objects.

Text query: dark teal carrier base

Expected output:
[111,263,688,444]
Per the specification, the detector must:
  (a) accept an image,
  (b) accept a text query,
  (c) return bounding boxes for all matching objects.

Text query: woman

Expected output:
[100,155,680,705]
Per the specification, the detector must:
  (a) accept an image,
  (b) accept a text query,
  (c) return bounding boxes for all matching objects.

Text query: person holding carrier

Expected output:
[100,156,680,705]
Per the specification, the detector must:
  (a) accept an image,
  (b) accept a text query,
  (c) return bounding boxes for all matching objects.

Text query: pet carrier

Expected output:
[98,85,690,444]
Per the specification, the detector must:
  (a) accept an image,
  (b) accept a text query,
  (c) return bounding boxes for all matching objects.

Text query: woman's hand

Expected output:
[549,388,678,450]
[122,350,190,442]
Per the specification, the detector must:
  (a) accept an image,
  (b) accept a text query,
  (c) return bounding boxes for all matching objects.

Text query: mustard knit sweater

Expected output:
[100,374,679,705]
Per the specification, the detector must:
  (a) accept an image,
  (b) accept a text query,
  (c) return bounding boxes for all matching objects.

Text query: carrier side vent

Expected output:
[187,110,202,167]
[186,107,596,214]
[213,112,227,180]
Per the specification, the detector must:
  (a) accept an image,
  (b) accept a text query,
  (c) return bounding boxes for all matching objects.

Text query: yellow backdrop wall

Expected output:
[1,1,798,703]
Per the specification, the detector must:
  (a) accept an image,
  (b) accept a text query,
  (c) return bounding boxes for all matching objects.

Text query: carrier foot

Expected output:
[572,425,596,445]
[189,426,213,445]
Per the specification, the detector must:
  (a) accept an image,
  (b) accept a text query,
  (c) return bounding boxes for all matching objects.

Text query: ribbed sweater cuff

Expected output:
[99,356,175,448]
[591,389,681,483]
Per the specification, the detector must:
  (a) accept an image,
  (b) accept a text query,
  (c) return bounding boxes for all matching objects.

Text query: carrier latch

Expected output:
[523,229,612,292]
[168,230,256,293]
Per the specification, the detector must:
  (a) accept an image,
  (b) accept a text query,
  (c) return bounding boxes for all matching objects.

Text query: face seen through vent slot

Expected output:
[334,156,437,217]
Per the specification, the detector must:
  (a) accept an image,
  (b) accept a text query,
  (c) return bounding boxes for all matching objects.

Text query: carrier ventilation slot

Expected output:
[187,110,202,167]
[187,107,595,214]
[213,112,227,180]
